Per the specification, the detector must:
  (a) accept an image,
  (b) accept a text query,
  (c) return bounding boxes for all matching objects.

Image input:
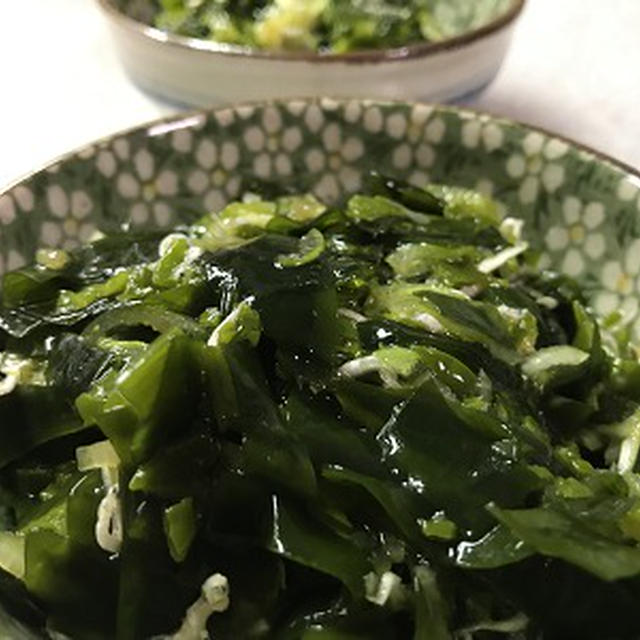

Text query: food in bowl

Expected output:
[100,2,524,105]
[1,173,640,638]
[152,0,445,53]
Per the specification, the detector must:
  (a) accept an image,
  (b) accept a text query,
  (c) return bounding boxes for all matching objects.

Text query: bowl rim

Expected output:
[1,98,639,197]
[97,0,526,64]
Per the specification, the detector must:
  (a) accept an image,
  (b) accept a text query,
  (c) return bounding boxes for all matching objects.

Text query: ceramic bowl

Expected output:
[97,0,526,107]
[2,98,640,340]
[2,98,640,633]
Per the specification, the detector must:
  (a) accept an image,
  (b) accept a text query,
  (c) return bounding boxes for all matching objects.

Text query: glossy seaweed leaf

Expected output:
[202,234,340,360]
[20,468,120,640]
[47,334,115,399]
[413,566,451,640]
[266,495,372,597]
[481,281,570,348]
[128,431,220,501]
[376,381,544,535]
[322,465,427,543]
[0,386,87,469]
[343,197,504,250]
[366,284,524,364]
[283,392,387,479]
[0,297,126,340]
[483,556,640,639]
[489,496,640,582]
[1,232,165,310]
[386,242,489,288]
[333,377,409,433]
[275,601,410,640]
[0,571,46,640]
[364,173,445,216]
[82,303,206,341]
[76,328,200,466]
[357,319,522,391]
[337,344,479,400]
[455,524,535,570]
[116,498,190,640]
[241,431,318,500]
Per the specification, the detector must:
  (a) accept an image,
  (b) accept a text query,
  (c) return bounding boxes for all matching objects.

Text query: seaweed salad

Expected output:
[151,0,445,53]
[2,175,640,638]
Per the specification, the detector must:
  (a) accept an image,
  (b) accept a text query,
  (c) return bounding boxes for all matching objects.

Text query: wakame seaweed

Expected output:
[2,176,640,638]
[150,0,446,53]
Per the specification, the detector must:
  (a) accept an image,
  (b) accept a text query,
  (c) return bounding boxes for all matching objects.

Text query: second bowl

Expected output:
[98,0,526,107]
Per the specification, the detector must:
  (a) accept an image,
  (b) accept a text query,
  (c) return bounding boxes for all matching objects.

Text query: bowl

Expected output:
[97,0,526,106]
[1,98,640,333]
[2,98,640,635]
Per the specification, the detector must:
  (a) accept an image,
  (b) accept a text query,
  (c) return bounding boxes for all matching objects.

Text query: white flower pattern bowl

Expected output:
[97,0,525,107]
[3,98,640,635]
[1,98,640,344]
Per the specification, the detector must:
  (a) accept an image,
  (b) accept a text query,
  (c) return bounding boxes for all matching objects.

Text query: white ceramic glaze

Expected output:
[98,0,524,107]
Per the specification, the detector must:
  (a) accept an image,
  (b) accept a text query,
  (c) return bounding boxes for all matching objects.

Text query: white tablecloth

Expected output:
[1,0,639,188]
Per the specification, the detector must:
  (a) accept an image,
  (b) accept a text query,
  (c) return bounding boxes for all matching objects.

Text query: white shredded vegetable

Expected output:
[167,573,230,640]
[454,612,529,639]
[95,486,123,554]
[78,440,123,554]
[537,296,559,310]
[0,374,17,397]
[338,356,381,379]
[337,308,368,323]
[477,243,528,274]
[338,355,401,388]
[364,571,404,607]
[415,312,444,333]
[499,217,525,244]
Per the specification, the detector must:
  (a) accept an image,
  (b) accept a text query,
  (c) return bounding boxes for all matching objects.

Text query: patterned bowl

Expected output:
[1,97,640,334]
[0,99,640,338]
[98,0,525,106]
[2,98,640,634]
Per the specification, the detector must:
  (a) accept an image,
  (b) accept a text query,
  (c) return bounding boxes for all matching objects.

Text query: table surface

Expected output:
[1,0,639,188]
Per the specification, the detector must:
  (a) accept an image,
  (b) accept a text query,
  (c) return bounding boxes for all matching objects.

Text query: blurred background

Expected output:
[1,0,638,186]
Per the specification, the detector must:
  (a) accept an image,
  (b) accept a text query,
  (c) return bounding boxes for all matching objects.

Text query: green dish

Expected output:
[1,99,640,638]
[98,1,525,106]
